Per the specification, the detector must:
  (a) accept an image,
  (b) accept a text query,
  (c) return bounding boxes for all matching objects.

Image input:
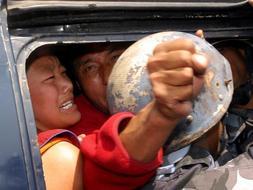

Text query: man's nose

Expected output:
[101,64,114,85]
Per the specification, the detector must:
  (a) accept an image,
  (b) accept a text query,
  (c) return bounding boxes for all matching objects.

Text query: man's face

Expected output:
[220,47,253,108]
[27,55,81,131]
[219,47,249,89]
[75,44,127,113]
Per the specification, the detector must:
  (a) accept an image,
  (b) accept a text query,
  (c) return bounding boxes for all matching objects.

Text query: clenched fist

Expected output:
[147,38,208,121]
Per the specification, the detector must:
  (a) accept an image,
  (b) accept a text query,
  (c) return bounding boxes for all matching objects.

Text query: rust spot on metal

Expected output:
[204,70,214,88]
[225,79,232,86]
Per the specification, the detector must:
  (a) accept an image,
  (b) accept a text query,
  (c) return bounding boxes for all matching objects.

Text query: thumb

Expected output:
[195,29,205,39]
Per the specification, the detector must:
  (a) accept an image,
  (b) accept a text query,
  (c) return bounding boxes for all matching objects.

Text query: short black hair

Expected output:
[26,45,57,73]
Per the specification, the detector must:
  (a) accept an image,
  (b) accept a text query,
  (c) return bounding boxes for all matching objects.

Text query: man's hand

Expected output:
[147,38,208,121]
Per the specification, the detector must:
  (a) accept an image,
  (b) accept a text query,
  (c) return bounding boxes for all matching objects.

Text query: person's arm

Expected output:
[119,38,208,163]
[80,112,163,190]
[80,39,208,190]
[41,141,83,190]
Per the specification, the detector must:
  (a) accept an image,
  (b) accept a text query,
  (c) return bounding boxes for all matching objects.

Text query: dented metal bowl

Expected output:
[107,31,233,152]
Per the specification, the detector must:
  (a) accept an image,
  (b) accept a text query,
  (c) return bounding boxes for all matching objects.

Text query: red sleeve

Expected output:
[80,112,163,190]
[69,95,109,136]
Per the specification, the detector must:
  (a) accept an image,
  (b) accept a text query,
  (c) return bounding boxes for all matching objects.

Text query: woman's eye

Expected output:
[61,70,68,77]
[44,75,55,82]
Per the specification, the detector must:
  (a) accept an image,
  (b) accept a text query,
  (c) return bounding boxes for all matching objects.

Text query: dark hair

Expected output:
[26,45,57,73]
[25,42,133,95]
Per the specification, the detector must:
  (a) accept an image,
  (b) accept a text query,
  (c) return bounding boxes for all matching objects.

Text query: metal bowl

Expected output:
[107,31,233,152]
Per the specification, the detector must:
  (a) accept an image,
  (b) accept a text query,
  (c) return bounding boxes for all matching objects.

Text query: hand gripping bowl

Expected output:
[107,31,233,153]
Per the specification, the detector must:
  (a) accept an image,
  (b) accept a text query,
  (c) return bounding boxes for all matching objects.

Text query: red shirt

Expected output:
[39,95,163,190]
[68,95,109,135]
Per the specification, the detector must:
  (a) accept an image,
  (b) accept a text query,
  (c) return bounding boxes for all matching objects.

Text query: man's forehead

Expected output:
[77,44,125,62]
[73,42,132,66]
[85,43,124,53]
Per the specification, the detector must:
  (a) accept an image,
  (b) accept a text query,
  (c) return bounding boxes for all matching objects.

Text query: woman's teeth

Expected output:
[60,100,73,110]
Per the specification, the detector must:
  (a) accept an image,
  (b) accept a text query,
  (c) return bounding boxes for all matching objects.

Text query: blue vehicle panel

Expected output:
[0,6,45,190]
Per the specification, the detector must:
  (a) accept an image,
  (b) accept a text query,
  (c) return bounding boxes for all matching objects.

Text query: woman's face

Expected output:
[27,55,81,131]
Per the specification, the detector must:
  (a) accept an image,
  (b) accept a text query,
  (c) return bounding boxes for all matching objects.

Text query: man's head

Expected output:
[214,40,253,108]
[26,53,81,132]
[219,47,248,89]
[73,42,131,114]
